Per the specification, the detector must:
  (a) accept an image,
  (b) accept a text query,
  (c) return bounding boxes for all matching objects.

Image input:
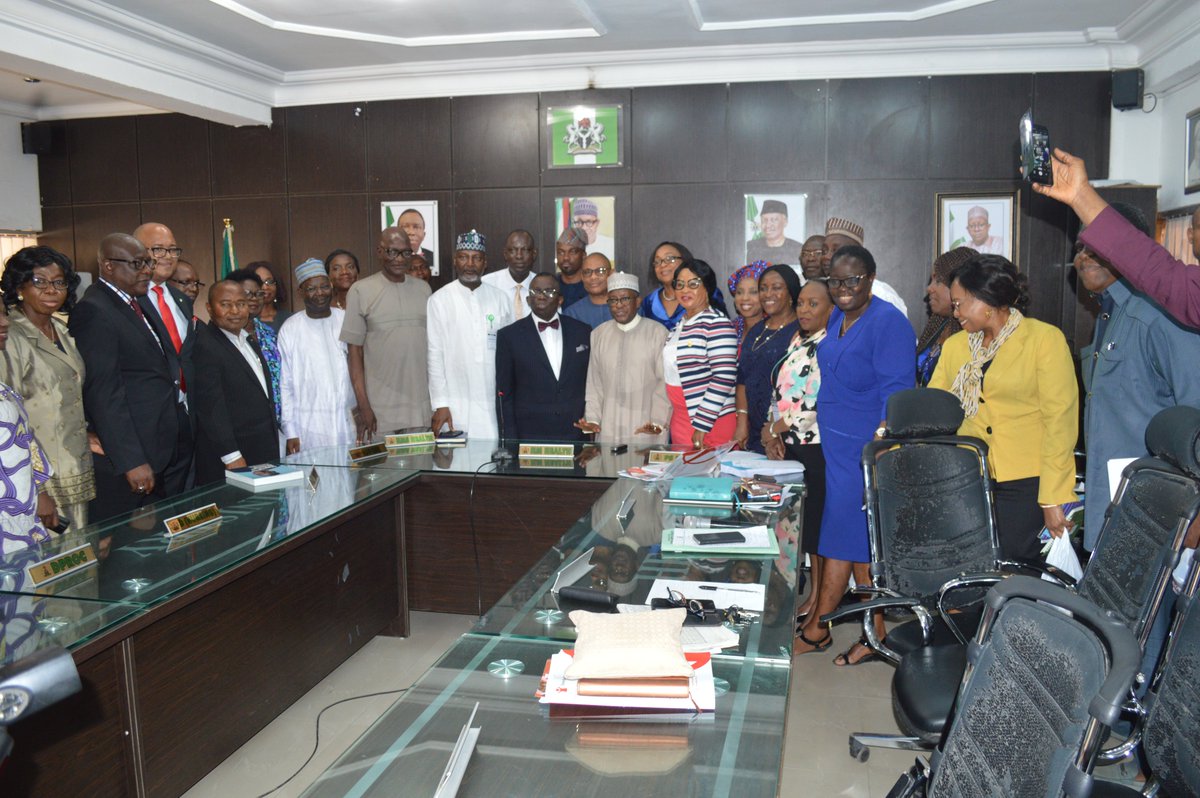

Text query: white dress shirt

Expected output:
[536,313,563,381]
[218,326,269,464]
[481,268,535,320]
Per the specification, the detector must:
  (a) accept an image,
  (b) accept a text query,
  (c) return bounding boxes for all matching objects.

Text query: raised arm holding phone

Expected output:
[1033,148,1200,330]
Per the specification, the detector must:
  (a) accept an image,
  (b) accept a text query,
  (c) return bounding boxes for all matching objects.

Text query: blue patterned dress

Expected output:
[253,317,283,425]
[0,382,52,555]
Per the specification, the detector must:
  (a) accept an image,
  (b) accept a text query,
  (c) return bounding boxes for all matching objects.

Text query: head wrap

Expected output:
[455,229,486,252]
[294,257,326,286]
[761,199,788,216]
[915,246,974,359]
[933,246,977,285]
[727,260,770,339]
[572,198,599,218]
[824,217,865,244]
[607,272,639,294]
[557,226,588,249]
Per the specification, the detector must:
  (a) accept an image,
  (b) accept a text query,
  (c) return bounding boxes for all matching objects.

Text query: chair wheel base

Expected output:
[849,738,870,762]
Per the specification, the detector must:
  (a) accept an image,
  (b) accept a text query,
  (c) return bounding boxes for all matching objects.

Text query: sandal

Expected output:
[833,638,881,667]
[794,628,833,655]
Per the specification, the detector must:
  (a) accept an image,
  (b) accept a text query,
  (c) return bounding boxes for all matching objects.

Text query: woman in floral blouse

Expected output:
[762,278,833,626]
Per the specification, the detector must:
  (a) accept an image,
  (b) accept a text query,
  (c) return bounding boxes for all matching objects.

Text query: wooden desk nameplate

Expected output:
[24,543,97,587]
[163,503,222,536]
[518,443,575,459]
[349,442,388,463]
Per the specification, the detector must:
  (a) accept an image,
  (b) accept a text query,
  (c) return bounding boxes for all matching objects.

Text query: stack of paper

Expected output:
[718,452,806,482]
[538,649,716,719]
[660,524,780,557]
[617,605,742,653]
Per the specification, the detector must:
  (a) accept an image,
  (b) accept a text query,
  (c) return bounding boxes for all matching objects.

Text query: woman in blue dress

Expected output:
[639,241,728,329]
[794,245,915,661]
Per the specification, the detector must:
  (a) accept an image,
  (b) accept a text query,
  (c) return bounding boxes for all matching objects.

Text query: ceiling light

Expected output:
[23,77,41,84]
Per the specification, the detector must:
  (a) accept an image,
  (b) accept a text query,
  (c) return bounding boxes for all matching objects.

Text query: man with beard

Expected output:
[427,231,512,438]
[555,227,588,307]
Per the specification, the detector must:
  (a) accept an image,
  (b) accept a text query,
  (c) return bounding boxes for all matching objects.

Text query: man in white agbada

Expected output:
[574,272,670,444]
[278,258,356,453]
[427,230,513,437]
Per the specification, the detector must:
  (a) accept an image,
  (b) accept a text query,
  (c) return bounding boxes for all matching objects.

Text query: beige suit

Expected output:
[1,313,94,526]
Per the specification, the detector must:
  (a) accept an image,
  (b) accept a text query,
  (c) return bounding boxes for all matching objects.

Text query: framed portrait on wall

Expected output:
[1185,107,1200,195]
[935,191,1018,263]
[381,200,439,276]
[744,193,807,266]
[555,196,616,268]
[546,105,624,169]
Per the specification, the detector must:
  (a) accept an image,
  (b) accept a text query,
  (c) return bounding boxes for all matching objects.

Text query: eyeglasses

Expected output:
[261,278,277,287]
[382,248,414,259]
[574,217,599,228]
[28,276,68,291]
[672,278,703,290]
[108,257,154,272]
[301,283,330,295]
[653,255,682,268]
[827,275,867,289]
[243,289,267,299]
[581,267,611,277]
[606,295,636,306]
[529,287,560,298]
[169,279,206,290]
[800,248,823,257]
[1072,242,1097,259]
[148,246,183,259]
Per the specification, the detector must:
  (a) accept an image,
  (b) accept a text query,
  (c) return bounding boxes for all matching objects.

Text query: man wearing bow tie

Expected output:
[495,272,591,441]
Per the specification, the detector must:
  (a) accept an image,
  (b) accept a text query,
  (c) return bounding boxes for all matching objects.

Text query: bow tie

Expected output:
[537,319,560,332]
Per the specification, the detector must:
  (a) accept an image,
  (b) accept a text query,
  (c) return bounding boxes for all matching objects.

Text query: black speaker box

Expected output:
[1112,69,1145,111]
[20,122,64,156]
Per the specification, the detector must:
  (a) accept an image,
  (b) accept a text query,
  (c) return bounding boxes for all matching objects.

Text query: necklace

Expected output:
[750,318,793,352]
[839,300,871,336]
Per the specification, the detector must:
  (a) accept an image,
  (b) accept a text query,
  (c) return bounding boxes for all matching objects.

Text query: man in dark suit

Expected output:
[495,272,591,441]
[133,222,196,397]
[69,233,193,522]
[191,280,279,484]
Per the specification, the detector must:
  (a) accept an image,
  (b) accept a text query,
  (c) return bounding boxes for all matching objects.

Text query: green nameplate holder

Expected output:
[386,430,436,448]
[25,543,97,587]
[349,442,388,462]
[164,503,222,536]
[518,443,574,458]
[648,449,683,464]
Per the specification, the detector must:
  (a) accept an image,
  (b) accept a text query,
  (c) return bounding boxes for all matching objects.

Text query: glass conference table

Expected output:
[300,474,805,798]
[0,463,417,667]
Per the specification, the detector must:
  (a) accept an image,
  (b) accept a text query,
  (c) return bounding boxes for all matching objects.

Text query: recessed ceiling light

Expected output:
[23,77,41,83]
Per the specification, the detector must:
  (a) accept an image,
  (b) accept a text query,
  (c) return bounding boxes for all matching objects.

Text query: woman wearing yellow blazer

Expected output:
[929,254,1077,562]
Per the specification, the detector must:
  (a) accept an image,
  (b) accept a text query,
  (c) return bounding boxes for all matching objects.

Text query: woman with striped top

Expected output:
[662,260,738,448]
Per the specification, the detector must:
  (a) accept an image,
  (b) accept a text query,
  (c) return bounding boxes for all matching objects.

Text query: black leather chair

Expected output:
[892,406,1200,762]
[885,576,1141,798]
[1092,526,1200,797]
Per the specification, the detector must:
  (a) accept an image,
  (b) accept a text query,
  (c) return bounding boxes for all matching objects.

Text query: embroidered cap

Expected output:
[606,272,639,294]
[455,229,486,252]
[294,257,326,285]
[824,217,865,244]
[556,226,588,249]
[572,198,599,218]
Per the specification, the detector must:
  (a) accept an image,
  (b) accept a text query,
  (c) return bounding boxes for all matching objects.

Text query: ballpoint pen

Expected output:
[698,585,759,593]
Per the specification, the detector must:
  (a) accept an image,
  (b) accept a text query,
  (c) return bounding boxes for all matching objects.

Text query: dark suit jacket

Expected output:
[68,282,181,475]
[191,322,279,484]
[495,314,590,441]
[138,281,196,399]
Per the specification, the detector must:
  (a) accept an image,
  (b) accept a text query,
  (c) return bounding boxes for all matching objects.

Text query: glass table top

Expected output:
[0,594,140,668]
[0,464,417,607]
[471,478,804,662]
[299,633,792,798]
[282,440,687,479]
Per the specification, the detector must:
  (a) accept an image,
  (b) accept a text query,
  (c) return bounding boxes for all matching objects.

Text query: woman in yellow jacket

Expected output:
[929,254,1077,562]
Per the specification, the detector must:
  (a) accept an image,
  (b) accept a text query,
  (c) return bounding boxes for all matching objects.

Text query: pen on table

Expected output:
[698,585,759,593]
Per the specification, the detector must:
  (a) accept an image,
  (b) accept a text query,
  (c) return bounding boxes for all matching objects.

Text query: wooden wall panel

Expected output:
[289,194,370,292]
[1034,72,1112,179]
[37,206,75,267]
[286,103,367,194]
[67,117,139,204]
[367,98,452,192]
[729,81,827,182]
[452,93,540,188]
[539,88,633,187]
[209,108,287,197]
[828,77,930,180]
[632,84,728,185]
[71,203,141,275]
[139,199,214,284]
[136,114,211,200]
[930,75,1033,179]
[454,188,542,276]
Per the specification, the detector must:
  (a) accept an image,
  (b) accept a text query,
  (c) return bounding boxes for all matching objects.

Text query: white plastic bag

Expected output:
[1042,533,1084,582]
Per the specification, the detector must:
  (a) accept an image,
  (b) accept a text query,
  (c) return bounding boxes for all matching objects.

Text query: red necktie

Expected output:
[537,319,560,332]
[153,286,186,391]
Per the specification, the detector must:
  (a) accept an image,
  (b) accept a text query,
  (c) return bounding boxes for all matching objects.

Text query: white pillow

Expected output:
[565,608,691,680]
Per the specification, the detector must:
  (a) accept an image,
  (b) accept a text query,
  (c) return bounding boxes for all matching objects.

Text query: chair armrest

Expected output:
[996,559,1078,588]
[819,595,921,625]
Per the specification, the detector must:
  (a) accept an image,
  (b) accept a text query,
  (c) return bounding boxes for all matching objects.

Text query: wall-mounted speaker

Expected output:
[1112,69,1145,111]
[20,122,63,156]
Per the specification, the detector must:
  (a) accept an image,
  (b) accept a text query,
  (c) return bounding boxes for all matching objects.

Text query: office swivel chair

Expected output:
[1091,556,1200,798]
[885,576,1141,798]
[891,405,1200,763]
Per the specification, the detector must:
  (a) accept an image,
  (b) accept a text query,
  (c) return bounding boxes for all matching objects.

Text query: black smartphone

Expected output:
[48,515,72,534]
[1020,111,1053,186]
[436,430,465,439]
[693,530,746,545]
[610,444,628,454]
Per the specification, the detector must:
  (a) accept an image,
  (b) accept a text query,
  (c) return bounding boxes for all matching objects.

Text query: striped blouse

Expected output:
[670,308,738,432]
